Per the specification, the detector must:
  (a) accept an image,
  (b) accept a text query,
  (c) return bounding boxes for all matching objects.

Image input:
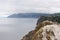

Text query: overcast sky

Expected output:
[0,0,60,17]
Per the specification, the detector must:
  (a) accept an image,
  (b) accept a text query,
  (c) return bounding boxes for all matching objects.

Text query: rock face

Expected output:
[21,16,60,40]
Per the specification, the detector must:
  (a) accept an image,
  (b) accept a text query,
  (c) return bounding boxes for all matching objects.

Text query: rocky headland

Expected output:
[21,15,60,40]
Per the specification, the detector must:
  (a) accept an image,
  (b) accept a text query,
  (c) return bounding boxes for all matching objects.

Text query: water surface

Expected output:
[0,18,38,40]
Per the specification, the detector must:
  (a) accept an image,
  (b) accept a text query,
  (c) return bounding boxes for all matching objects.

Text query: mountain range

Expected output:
[8,13,51,18]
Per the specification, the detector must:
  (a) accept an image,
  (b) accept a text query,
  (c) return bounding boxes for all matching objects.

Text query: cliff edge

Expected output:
[21,16,60,40]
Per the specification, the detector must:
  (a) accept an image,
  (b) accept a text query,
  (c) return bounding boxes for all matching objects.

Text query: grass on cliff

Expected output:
[35,21,53,31]
[37,16,60,25]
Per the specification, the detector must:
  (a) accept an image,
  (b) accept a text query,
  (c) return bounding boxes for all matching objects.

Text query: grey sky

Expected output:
[0,0,60,17]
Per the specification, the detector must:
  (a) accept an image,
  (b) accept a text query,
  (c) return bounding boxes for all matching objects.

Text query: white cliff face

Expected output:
[42,24,60,40]
[21,21,60,40]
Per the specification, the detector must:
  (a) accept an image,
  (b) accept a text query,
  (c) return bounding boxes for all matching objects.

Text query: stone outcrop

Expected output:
[21,16,60,40]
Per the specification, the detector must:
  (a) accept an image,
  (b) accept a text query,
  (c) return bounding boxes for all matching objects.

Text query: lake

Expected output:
[0,18,38,40]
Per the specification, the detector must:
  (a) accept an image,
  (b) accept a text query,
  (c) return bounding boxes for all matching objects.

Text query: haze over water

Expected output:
[0,18,37,40]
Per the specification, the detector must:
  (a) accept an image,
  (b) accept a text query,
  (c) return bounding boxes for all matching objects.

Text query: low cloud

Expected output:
[0,0,60,17]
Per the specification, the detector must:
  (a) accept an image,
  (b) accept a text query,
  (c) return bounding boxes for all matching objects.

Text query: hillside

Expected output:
[37,16,60,25]
[8,13,51,18]
[21,15,60,40]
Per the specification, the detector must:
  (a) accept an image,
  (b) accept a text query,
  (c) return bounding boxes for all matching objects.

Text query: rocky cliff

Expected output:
[21,16,60,40]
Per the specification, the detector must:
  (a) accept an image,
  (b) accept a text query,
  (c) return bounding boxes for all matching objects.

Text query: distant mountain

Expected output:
[53,13,60,16]
[8,13,51,18]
